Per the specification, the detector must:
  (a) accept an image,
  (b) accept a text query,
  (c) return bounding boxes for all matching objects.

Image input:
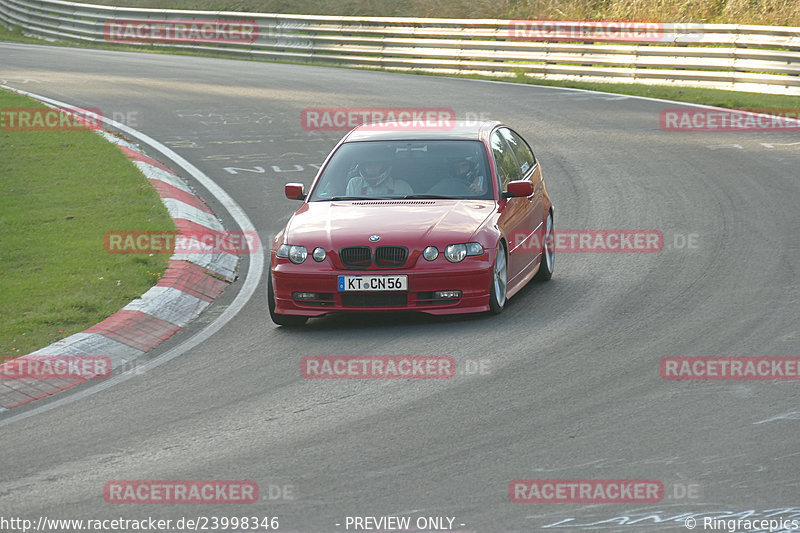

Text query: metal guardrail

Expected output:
[2,0,800,95]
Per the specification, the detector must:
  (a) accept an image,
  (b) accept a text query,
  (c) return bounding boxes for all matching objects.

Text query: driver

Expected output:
[345,152,413,197]
[451,156,486,195]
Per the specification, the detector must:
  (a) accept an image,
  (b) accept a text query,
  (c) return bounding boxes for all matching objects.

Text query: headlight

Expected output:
[465,242,484,256]
[288,245,307,264]
[277,243,307,262]
[444,242,484,263]
[445,244,467,263]
[423,246,439,261]
[312,247,326,262]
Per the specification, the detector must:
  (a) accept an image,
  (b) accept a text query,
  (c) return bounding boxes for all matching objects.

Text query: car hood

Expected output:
[284,199,495,249]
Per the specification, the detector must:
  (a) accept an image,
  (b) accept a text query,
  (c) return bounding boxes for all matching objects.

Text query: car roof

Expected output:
[343,120,502,143]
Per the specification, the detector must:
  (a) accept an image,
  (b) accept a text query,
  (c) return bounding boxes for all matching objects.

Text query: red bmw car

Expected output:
[268,120,554,326]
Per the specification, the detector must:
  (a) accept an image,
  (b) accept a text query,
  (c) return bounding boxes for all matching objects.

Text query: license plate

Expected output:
[338,275,407,291]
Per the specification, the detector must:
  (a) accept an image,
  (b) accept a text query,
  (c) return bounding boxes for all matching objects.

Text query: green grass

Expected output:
[0,24,41,44]
[0,88,174,356]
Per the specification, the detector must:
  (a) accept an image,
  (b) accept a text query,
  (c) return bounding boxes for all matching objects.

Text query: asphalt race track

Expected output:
[1,42,799,531]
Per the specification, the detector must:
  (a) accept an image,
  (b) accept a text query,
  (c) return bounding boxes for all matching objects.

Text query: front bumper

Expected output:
[271,260,494,316]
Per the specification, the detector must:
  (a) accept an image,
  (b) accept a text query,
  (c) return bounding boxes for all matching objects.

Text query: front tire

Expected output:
[489,241,508,314]
[534,212,554,281]
[268,271,308,327]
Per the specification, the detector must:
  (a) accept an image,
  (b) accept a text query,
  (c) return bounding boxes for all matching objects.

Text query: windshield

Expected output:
[308,140,493,201]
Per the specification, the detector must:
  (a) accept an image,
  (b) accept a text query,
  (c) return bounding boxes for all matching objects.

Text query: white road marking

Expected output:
[223,165,266,175]
[753,410,800,424]
[707,144,743,150]
[760,141,800,149]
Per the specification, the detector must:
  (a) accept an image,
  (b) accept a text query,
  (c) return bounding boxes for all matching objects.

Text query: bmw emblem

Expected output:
[369,235,381,242]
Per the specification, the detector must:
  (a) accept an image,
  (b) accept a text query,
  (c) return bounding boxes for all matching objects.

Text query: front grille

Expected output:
[341,293,408,307]
[339,246,372,268]
[374,246,408,268]
[339,246,408,268]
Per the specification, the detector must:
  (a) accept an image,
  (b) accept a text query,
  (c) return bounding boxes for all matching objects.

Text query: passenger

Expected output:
[451,156,486,195]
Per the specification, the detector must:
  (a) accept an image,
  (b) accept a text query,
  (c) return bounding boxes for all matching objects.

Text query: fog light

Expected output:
[433,290,462,299]
[423,246,439,261]
[293,292,319,300]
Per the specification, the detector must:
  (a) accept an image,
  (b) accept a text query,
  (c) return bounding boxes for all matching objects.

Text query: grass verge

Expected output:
[0,88,174,356]
[0,24,42,44]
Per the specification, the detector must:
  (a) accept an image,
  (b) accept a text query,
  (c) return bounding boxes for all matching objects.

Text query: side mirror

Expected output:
[285,183,306,200]
[503,180,533,199]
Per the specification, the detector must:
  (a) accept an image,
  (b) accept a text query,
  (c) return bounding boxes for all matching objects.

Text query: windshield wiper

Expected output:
[402,194,459,199]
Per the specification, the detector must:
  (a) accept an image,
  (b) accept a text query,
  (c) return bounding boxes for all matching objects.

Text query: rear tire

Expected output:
[268,272,308,327]
[534,212,554,281]
[489,241,507,314]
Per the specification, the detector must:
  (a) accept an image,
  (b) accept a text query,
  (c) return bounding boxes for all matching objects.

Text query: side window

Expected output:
[499,128,536,177]
[490,131,521,191]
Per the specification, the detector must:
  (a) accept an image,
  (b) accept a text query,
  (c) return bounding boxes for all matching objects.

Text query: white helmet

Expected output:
[358,148,393,187]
